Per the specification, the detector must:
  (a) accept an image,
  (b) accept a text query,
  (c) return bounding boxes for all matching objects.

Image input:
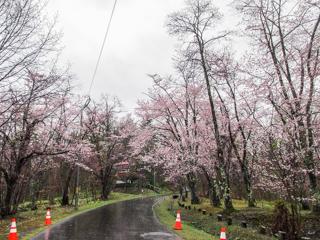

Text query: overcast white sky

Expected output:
[48,0,241,112]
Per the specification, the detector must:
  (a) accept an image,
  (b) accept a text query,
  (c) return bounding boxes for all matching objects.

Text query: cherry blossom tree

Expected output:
[82,97,135,200]
[166,0,235,210]
[0,70,72,216]
[207,51,260,207]
[237,0,320,213]
[136,72,206,204]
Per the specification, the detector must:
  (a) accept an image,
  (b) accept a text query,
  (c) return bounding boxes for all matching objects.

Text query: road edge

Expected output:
[153,196,219,240]
[152,196,182,240]
[24,193,162,240]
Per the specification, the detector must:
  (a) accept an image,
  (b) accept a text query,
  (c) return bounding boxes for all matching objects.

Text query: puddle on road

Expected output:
[141,232,177,240]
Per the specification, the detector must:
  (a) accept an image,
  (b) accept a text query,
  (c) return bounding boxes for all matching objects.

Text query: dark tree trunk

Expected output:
[184,186,188,199]
[0,172,3,211]
[312,202,320,214]
[219,166,234,211]
[209,181,221,207]
[202,168,220,207]
[187,174,200,204]
[91,182,97,201]
[196,28,235,211]
[228,126,255,208]
[2,177,18,216]
[246,187,255,208]
[30,177,38,210]
[224,187,234,211]
[99,164,114,200]
[209,186,221,207]
[100,169,113,200]
[199,176,209,197]
[241,164,255,207]
[306,148,320,214]
[179,186,183,200]
[101,179,112,200]
[48,169,56,205]
[61,168,74,206]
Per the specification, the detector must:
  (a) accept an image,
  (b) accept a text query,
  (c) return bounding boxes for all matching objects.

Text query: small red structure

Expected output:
[114,161,130,177]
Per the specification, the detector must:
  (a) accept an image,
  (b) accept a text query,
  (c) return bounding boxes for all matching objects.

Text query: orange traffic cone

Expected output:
[44,208,52,226]
[8,218,18,240]
[220,227,227,240]
[173,210,182,230]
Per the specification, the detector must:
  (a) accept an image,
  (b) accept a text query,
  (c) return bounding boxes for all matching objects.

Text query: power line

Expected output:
[88,0,118,96]
[74,0,118,209]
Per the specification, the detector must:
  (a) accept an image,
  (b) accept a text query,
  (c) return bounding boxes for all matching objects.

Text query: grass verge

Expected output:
[154,198,217,240]
[0,191,160,240]
[155,197,277,240]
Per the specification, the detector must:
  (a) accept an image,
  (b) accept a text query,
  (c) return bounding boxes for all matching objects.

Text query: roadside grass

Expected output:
[155,197,277,240]
[156,196,320,240]
[154,198,217,240]
[0,190,160,240]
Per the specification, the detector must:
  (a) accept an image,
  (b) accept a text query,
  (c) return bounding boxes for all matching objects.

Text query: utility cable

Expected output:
[74,1,118,207]
[88,0,118,97]
[69,0,118,126]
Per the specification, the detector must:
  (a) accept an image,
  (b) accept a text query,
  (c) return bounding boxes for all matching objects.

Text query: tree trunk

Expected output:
[312,189,320,214]
[100,164,114,200]
[247,187,255,208]
[198,44,233,210]
[220,167,234,211]
[297,121,319,213]
[184,186,188,199]
[91,182,97,201]
[0,172,3,211]
[179,186,184,201]
[200,176,209,197]
[2,177,18,216]
[223,186,234,211]
[29,177,39,210]
[101,179,112,200]
[290,203,301,239]
[48,169,56,205]
[101,182,108,200]
[61,168,74,206]
[202,168,221,207]
[101,174,113,200]
[209,180,221,207]
[306,144,320,214]
[241,164,255,207]
[187,174,200,204]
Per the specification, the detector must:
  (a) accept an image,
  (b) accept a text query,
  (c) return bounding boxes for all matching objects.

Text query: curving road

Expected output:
[32,197,178,240]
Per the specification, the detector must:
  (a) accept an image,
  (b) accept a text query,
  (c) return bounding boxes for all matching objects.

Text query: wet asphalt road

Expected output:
[32,197,178,240]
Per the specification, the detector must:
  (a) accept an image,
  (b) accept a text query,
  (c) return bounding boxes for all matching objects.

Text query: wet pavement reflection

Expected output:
[32,197,178,240]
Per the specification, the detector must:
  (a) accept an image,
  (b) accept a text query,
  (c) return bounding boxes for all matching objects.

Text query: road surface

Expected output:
[32,197,178,240]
